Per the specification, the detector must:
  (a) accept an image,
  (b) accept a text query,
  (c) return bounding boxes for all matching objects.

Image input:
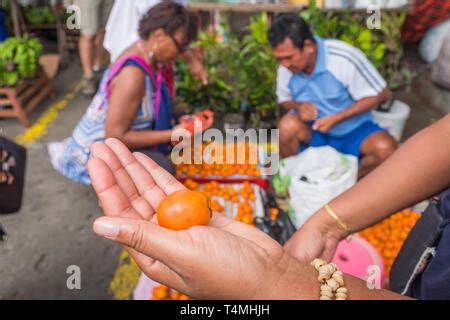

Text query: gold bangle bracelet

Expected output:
[324,204,352,237]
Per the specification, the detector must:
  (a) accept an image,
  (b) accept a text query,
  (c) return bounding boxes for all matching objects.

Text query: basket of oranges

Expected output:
[182,179,265,225]
[175,142,267,179]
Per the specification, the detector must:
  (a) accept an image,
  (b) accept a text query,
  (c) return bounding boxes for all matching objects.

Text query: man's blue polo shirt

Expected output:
[283,36,387,137]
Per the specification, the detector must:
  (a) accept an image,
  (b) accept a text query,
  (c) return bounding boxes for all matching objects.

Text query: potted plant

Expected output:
[175,14,280,130]
[175,29,245,129]
[240,13,279,129]
[0,35,43,87]
[23,5,56,25]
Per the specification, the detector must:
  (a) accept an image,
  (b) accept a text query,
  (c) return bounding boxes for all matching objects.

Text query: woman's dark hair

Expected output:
[138,2,198,47]
[268,14,314,49]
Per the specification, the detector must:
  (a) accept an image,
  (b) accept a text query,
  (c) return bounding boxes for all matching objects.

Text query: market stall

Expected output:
[128,1,423,300]
[2,0,446,302]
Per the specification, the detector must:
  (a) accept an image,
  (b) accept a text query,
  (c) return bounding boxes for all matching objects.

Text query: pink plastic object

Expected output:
[332,235,385,288]
[134,273,160,300]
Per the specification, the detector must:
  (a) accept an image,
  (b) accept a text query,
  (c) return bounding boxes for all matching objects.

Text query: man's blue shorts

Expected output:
[299,120,386,157]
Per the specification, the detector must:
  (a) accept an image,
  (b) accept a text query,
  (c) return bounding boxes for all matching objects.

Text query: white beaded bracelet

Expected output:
[311,258,348,300]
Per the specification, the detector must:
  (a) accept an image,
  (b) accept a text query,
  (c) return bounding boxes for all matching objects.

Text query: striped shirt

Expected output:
[48,57,156,185]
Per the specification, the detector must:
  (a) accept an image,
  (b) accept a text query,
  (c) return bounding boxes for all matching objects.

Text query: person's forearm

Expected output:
[313,114,450,240]
[336,88,390,123]
[106,129,173,150]
[268,253,409,300]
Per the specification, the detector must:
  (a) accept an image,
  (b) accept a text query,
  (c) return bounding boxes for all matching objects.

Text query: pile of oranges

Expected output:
[236,201,254,225]
[209,199,224,213]
[182,180,257,225]
[359,209,420,279]
[239,181,256,201]
[183,178,200,191]
[177,163,261,178]
[152,284,190,300]
[175,143,262,178]
[217,186,240,202]
[183,180,256,204]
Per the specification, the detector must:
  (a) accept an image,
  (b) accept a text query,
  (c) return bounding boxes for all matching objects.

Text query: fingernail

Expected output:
[93,218,120,239]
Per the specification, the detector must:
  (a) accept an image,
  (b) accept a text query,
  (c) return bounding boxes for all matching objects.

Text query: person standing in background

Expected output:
[74,0,114,95]
[0,7,8,42]
[104,0,208,92]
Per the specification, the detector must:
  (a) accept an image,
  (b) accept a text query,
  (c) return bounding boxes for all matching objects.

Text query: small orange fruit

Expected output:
[152,287,168,300]
[157,190,212,230]
[170,291,181,300]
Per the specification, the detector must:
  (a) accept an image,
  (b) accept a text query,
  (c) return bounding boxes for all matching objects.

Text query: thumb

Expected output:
[201,74,208,86]
[93,216,185,266]
[312,121,319,130]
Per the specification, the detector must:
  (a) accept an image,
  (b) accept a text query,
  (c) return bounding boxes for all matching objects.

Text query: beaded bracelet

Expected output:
[311,258,348,300]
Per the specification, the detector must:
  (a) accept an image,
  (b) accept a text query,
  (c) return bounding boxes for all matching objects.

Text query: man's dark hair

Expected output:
[268,14,314,49]
[138,2,198,47]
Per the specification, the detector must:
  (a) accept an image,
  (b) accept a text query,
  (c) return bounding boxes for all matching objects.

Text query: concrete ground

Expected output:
[0,61,121,300]
[0,50,448,300]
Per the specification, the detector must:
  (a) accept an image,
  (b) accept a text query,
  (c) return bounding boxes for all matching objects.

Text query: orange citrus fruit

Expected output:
[157,190,212,230]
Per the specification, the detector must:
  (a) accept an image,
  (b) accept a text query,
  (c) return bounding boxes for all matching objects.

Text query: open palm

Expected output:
[88,139,286,299]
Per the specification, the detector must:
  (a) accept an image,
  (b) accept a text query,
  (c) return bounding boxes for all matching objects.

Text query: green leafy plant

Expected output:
[23,5,56,25]
[338,12,386,69]
[175,30,243,114]
[378,12,408,89]
[240,13,279,127]
[176,14,279,127]
[0,35,43,86]
[300,0,340,38]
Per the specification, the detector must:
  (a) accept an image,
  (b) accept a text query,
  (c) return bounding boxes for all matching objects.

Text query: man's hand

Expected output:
[88,138,291,300]
[312,114,342,133]
[298,102,318,122]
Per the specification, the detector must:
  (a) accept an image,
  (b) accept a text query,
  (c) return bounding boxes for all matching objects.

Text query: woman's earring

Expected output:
[148,44,158,60]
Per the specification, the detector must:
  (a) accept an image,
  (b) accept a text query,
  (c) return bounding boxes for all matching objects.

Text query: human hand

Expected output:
[188,57,208,86]
[298,103,318,122]
[284,209,345,263]
[312,114,342,133]
[171,124,192,146]
[88,139,291,299]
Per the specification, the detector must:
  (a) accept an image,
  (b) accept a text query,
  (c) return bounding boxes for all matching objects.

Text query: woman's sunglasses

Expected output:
[169,34,189,54]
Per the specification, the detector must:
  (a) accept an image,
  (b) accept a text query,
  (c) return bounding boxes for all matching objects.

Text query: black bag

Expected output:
[0,136,27,214]
[389,199,444,295]
[256,188,297,245]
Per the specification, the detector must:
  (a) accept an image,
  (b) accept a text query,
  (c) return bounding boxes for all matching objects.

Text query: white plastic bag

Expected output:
[431,30,450,89]
[279,146,358,228]
[419,19,450,63]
